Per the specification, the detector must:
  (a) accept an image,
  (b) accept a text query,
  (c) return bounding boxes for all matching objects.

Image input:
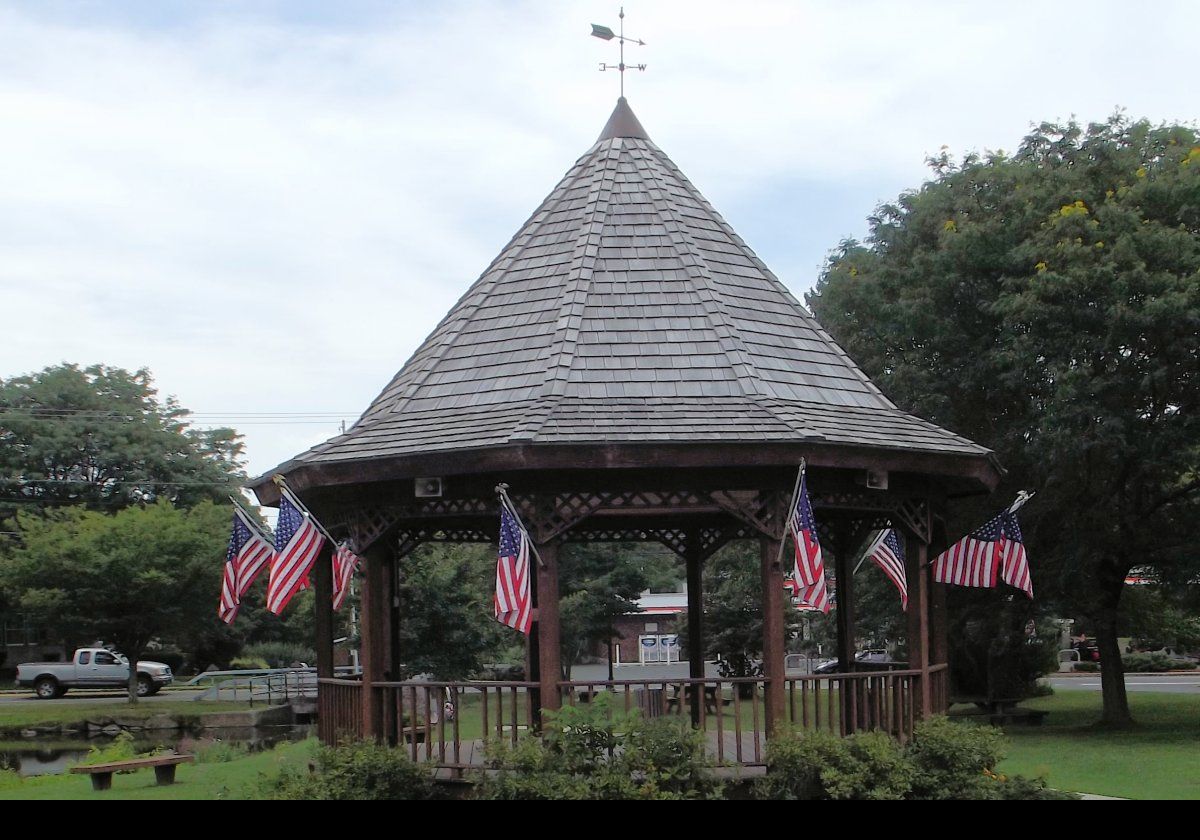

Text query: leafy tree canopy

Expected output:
[0,500,230,700]
[809,115,1200,724]
[394,543,504,680]
[0,363,245,515]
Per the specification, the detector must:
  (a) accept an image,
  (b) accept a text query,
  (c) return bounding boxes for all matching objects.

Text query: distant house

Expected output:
[608,590,687,665]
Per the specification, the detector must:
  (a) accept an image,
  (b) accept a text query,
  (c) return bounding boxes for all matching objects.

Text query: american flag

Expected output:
[999,512,1032,598]
[788,470,831,614]
[865,528,907,611]
[933,511,1005,589]
[495,502,532,634]
[332,542,360,611]
[266,488,325,615]
[219,507,275,624]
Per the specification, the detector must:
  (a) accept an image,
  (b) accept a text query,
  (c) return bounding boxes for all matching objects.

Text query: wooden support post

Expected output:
[314,541,335,680]
[535,541,562,721]
[905,536,932,719]
[360,543,389,741]
[388,552,403,681]
[760,536,786,737]
[833,524,856,677]
[832,523,857,733]
[685,534,705,726]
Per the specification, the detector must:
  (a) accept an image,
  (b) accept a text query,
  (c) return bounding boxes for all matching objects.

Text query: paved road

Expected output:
[1047,673,1200,694]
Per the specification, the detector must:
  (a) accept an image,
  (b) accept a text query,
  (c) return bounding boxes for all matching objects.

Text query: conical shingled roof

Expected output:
[262,99,992,486]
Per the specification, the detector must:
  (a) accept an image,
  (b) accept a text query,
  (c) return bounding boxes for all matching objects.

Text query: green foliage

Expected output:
[1074,661,1100,672]
[949,609,1060,699]
[1122,652,1196,672]
[558,543,658,672]
[77,732,140,767]
[239,642,316,669]
[756,729,912,800]
[474,694,722,800]
[907,717,1009,800]
[1120,585,1200,652]
[688,541,800,679]
[756,718,1074,800]
[149,647,186,674]
[0,500,231,695]
[229,657,270,670]
[267,740,438,800]
[0,363,245,514]
[394,543,502,680]
[193,739,250,764]
[809,115,1200,725]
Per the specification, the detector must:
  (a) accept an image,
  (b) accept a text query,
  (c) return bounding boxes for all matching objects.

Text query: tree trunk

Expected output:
[1094,576,1133,728]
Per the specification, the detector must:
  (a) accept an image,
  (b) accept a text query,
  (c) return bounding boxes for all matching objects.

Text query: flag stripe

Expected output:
[934,508,1032,598]
[787,471,832,615]
[495,503,532,634]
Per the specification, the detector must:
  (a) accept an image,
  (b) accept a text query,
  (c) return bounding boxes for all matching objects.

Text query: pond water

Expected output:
[0,724,314,777]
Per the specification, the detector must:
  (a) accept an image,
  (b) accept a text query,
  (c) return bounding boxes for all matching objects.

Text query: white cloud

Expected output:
[1,0,1196,477]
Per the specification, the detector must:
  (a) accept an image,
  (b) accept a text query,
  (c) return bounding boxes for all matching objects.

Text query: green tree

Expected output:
[809,115,1200,725]
[0,363,245,515]
[558,544,664,678]
[394,543,503,680]
[695,542,801,681]
[0,500,230,702]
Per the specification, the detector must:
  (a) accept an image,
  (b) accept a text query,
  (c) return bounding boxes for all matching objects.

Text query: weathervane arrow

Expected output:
[591,7,647,98]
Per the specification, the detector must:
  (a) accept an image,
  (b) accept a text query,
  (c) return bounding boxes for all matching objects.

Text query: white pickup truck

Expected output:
[16,648,174,699]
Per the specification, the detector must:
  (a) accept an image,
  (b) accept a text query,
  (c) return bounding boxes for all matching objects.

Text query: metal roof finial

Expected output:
[591,6,647,99]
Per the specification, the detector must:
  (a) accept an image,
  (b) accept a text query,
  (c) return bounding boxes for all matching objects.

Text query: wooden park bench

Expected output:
[71,754,195,791]
[665,685,720,715]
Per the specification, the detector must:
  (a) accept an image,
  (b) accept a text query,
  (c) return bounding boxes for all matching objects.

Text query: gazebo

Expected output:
[250,98,1000,763]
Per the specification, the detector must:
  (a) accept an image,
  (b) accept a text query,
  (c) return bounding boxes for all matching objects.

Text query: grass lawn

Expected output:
[0,701,256,732]
[0,739,317,800]
[999,691,1200,800]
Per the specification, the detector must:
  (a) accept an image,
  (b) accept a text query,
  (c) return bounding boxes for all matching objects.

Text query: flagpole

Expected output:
[495,483,544,569]
[1008,490,1034,514]
[228,495,275,543]
[774,459,806,572]
[853,527,889,576]
[273,476,341,547]
[920,492,1032,568]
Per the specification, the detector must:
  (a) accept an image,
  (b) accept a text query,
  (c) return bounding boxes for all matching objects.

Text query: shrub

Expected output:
[1123,653,1196,673]
[194,739,250,764]
[1073,662,1100,672]
[241,642,317,669]
[267,740,438,800]
[76,732,139,767]
[994,773,1079,800]
[755,730,912,800]
[149,647,187,674]
[907,717,1006,800]
[473,694,722,800]
[229,657,270,671]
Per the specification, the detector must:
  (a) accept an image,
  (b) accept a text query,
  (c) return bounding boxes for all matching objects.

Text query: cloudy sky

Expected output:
[3,0,1196,480]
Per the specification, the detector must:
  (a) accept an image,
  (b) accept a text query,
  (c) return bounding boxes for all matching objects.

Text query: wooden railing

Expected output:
[318,668,939,767]
[785,670,923,743]
[929,662,950,714]
[317,678,363,745]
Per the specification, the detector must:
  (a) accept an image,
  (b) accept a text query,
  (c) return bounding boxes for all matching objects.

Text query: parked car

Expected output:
[16,648,174,699]
[812,649,899,675]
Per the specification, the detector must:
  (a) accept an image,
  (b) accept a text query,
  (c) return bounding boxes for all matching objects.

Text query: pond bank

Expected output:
[1,701,298,739]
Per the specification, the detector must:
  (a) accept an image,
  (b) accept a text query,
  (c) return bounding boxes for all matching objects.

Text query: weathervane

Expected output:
[591,7,646,98]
